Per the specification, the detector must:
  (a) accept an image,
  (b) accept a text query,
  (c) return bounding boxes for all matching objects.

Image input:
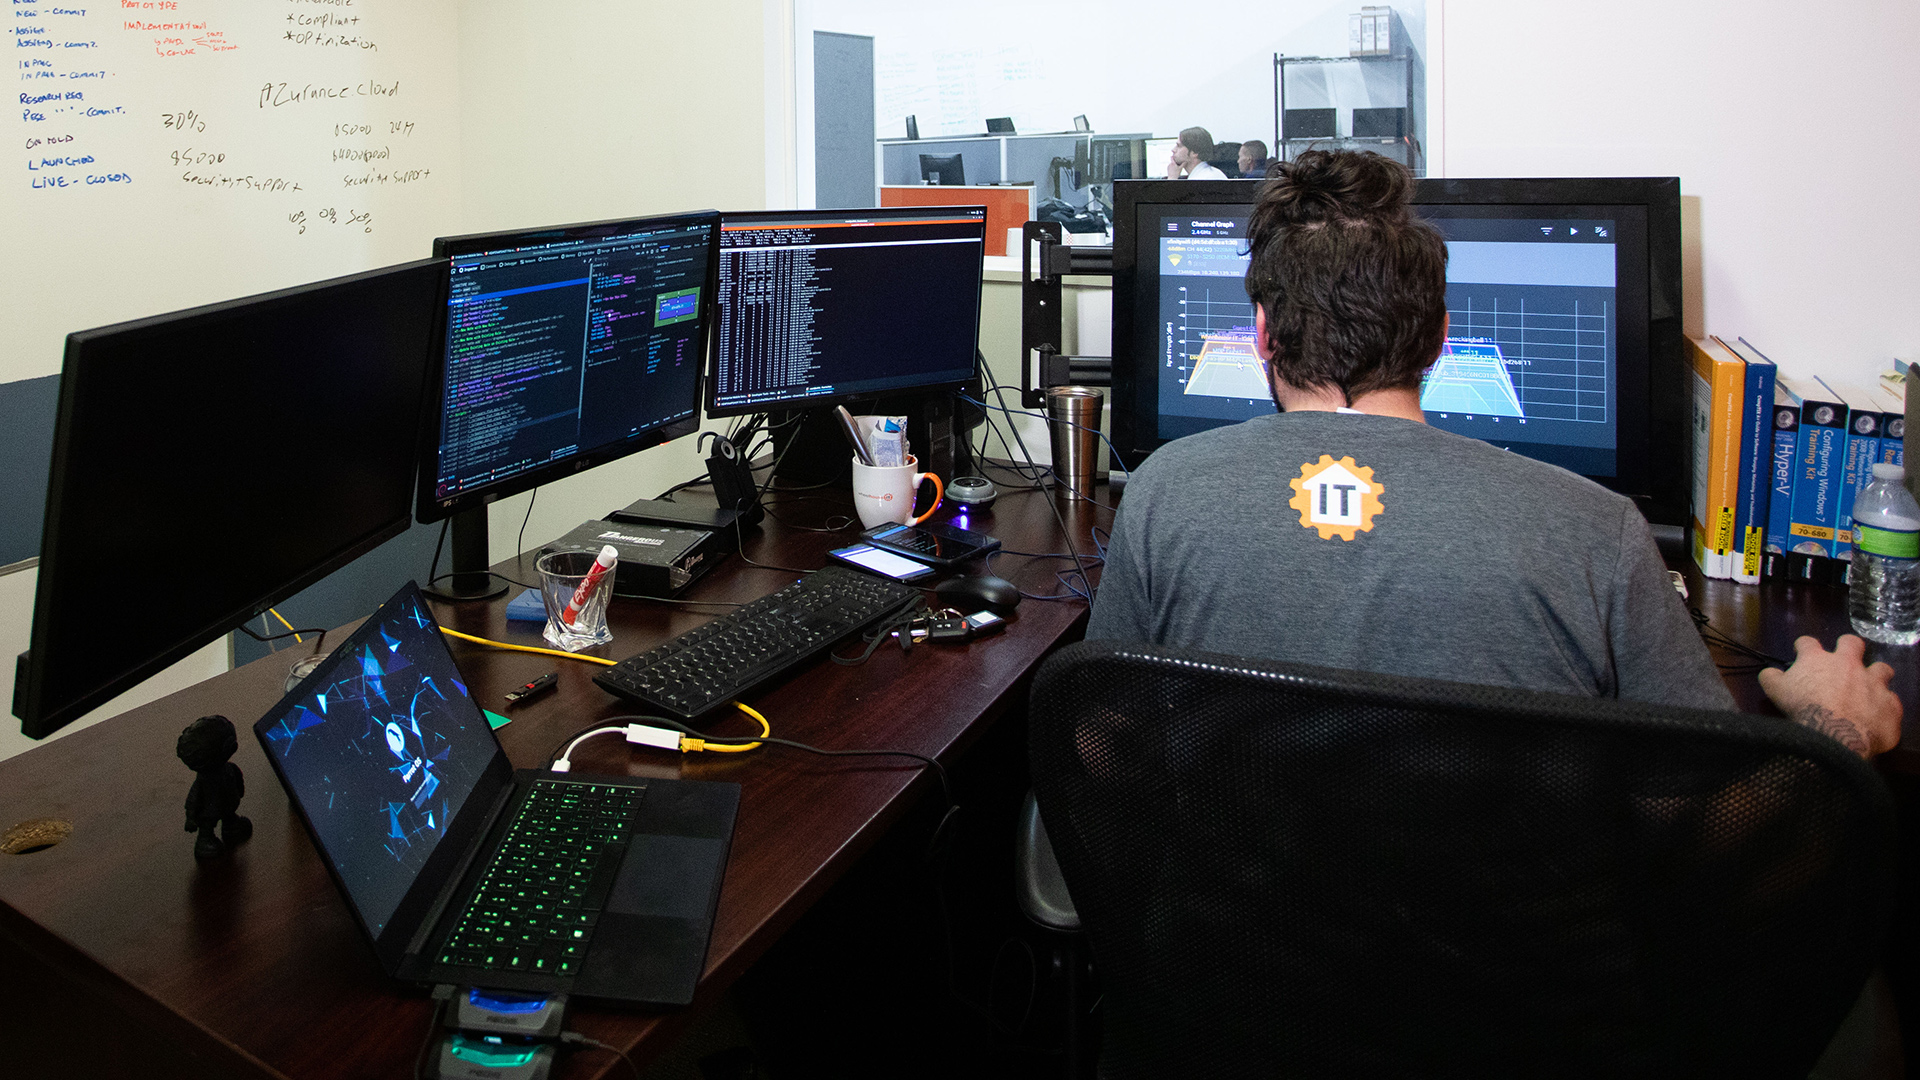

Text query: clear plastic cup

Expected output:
[536,548,616,652]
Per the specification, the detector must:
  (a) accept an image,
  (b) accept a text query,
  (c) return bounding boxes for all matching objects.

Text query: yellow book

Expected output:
[1689,337,1745,579]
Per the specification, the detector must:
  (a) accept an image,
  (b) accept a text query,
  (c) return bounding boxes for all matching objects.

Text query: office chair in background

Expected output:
[1025,640,1898,1079]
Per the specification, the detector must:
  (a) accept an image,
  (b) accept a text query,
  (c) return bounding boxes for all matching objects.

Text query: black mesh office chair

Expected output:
[1027,640,1898,1079]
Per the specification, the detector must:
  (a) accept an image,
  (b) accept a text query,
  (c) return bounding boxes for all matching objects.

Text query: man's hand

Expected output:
[1165,158,1183,179]
[1757,635,1902,758]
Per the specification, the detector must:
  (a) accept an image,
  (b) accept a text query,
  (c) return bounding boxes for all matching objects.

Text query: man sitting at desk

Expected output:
[1238,139,1272,178]
[1166,126,1229,181]
[1089,148,1900,758]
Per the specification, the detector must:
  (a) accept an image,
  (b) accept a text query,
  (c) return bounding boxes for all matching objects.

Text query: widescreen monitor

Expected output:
[706,206,987,417]
[1110,176,1686,527]
[420,211,721,523]
[14,260,445,739]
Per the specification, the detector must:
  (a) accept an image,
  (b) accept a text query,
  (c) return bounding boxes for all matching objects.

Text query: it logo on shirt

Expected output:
[1288,455,1384,541]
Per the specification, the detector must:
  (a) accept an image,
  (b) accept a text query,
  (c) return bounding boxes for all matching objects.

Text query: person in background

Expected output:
[1238,139,1272,178]
[1166,126,1228,180]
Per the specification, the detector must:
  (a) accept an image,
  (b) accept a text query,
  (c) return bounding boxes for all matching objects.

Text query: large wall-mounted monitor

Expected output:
[14,260,445,739]
[706,206,987,418]
[420,211,721,523]
[1110,176,1687,527]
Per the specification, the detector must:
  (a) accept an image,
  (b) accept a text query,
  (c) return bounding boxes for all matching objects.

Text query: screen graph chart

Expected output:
[1422,341,1523,416]
[1424,295,1611,423]
[1173,285,1266,400]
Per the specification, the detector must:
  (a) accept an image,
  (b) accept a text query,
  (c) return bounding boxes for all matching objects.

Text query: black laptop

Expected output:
[253,581,738,1005]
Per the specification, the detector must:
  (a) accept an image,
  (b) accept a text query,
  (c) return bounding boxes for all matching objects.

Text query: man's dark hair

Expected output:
[1243,149,1448,402]
[1178,126,1215,161]
[1241,139,1268,161]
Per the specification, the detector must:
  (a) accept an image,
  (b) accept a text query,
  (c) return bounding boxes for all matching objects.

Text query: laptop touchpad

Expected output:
[606,833,725,919]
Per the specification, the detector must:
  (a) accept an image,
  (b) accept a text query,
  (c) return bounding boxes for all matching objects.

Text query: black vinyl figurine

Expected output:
[178,715,252,860]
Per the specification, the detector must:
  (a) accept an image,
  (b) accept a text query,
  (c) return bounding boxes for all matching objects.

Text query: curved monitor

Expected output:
[1110,176,1686,527]
[705,206,987,418]
[419,211,721,522]
[15,260,445,739]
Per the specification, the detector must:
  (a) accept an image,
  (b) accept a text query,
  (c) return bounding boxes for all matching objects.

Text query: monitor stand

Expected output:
[421,506,508,603]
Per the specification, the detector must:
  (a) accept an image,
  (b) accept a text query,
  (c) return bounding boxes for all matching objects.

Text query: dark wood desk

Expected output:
[0,484,1113,1079]
[1676,559,1920,774]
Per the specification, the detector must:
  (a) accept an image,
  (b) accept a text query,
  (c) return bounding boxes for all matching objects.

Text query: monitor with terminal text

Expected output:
[1110,176,1686,528]
[706,206,987,418]
[14,260,445,740]
[420,211,721,523]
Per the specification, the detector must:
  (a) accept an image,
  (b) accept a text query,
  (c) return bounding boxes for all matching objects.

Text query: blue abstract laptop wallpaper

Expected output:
[259,588,498,936]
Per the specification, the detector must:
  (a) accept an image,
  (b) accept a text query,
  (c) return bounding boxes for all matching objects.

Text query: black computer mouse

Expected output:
[935,575,1022,618]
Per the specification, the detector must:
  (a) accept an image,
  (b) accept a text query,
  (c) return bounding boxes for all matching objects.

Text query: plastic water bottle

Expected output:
[1849,462,1920,644]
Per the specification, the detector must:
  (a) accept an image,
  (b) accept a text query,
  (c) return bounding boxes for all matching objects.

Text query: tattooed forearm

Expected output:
[1791,704,1870,757]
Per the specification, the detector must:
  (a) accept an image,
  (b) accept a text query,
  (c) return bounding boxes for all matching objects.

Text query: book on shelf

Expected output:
[1775,371,1851,585]
[1874,385,1905,469]
[1689,337,1744,579]
[1817,377,1886,568]
[1761,382,1801,581]
[1715,336,1775,583]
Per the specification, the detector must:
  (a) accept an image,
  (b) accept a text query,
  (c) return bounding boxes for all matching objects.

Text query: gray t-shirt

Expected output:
[1089,412,1732,710]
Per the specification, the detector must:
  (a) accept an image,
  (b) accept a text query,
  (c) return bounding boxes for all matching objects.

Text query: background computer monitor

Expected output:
[421,211,720,525]
[1109,176,1686,528]
[919,153,967,186]
[1089,137,1146,183]
[13,260,445,739]
[706,206,987,418]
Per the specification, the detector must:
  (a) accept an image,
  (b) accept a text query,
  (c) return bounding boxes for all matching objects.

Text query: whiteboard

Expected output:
[3,0,462,383]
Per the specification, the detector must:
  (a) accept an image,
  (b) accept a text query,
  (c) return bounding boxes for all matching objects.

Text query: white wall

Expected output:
[456,1,771,561]
[1435,0,1918,382]
[1,4,774,762]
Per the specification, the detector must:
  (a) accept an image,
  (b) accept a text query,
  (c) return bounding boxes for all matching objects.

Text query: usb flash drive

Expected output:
[504,672,559,706]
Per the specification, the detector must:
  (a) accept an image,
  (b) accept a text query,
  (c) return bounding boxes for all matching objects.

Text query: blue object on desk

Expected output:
[505,588,545,622]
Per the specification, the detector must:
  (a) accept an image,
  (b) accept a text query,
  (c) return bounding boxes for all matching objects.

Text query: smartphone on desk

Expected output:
[862,521,1001,566]
[828,543,937,582]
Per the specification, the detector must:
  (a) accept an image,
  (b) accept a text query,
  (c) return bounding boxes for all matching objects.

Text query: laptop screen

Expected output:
[256,585,502,937]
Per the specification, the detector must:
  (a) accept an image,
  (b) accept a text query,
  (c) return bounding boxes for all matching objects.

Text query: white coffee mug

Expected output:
[852,454,943,529]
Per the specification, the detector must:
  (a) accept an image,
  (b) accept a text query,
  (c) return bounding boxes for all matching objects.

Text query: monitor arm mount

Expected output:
[1020,221,1114,410]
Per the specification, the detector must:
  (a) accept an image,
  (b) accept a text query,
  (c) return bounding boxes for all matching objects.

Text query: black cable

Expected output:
[984,550,1103,603]
[235,622,326,643]
[413,992,447,1080]
[590,712,956,809]
[726,434,820,574]
[652,473,712,501]
[425,568,539,592]
[516,488,538,561]
[1689,606,1790,668]
[559,1033,640,1078]
[759,495,857,533]
[964,388,1127,510]
[608,590,744,608]
[423,515,533,594]
[428,517,448,591]
[950,386,1103,601]
[830,600,930,665]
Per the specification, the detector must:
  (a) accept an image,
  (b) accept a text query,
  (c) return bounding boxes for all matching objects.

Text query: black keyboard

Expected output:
[594,565,919,721]
[437,779,644,975]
